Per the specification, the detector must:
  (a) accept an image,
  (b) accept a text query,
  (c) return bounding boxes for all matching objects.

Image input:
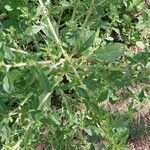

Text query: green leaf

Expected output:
[108,91,118,103]
[27,25,44,36]
[33,67,50,92]
[38,71,49,92]
[51,116,61,125]
[76,30,95,52]
[98,90,108,102]
[76,87,90,100]
[138,89,147,102]
[4,48,14,61]
[3,75,10,93]
[78,32,95,52]
[95,43,126,61]
[4,5,13,11]
[123,14,132,24]
[84,74,99,91]
[136,41,145,49]
[84,128,92,136]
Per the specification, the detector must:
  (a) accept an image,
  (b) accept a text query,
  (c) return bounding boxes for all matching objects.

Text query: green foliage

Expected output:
[95,43,126,61]
[0,0,150,149]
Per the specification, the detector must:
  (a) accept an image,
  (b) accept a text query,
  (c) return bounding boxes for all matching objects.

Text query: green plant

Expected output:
[0,0,149,149]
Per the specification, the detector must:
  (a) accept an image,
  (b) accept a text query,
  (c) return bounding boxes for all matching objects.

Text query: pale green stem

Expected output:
[58,9,64,29]
[38,0,85,88]
[2,59,65,68]
[12,40,28,55]
[38,92,52,110]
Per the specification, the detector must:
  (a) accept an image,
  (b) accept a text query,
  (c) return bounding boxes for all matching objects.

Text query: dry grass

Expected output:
[127,136,150,150]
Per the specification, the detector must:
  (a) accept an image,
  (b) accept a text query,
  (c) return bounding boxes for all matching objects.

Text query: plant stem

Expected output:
[38,92,51,110]
[1,59,65,69]
[38,0,85,89]
[58,9,64,29]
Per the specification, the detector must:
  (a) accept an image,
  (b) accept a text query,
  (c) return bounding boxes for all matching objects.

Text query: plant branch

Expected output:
[2,59,65,69]
[38,0,85,89]
[58,9,64,29]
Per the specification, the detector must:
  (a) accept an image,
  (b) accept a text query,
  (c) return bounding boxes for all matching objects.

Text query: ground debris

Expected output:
[127,136,150,150]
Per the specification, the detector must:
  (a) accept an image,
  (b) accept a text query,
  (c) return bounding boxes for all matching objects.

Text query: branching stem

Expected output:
[38,0,85,88]
[2,60,64,68]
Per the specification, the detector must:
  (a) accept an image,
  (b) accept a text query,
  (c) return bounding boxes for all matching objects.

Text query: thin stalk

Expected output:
[10,48,28,55]
[12,40,28,55]
[58,9,64,29]
[38,92,52,110]
[2,59,65,69]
